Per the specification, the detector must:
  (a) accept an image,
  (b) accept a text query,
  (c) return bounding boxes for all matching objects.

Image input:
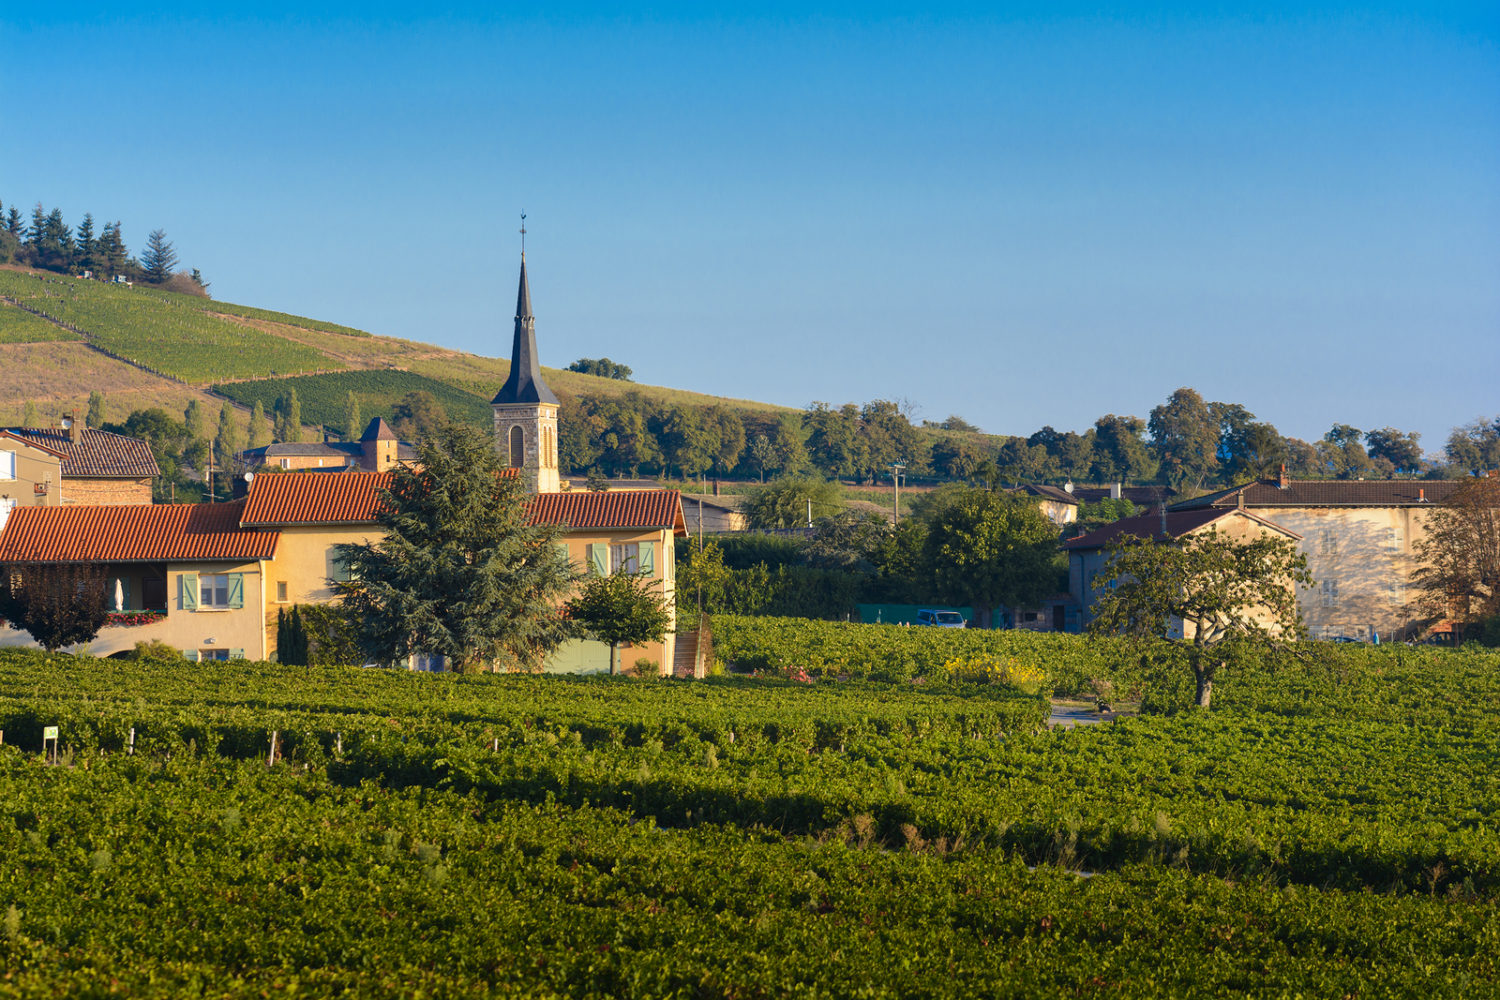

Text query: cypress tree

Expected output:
[86,391,107,429]
[248,400,272,449]
[343,392,362,442]
[215,401,242,465]
[21,401,39,428]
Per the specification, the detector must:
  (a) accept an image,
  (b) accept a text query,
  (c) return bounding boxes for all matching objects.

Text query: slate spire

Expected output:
[491,253,558,406]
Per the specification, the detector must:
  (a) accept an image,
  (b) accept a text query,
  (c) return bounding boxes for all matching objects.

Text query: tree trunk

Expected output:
[609,642,617,676]
[1189,648,1220,709]
[1195,672,1213,709]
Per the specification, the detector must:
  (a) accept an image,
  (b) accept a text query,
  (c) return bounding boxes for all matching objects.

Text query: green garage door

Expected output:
[544,638,614,674]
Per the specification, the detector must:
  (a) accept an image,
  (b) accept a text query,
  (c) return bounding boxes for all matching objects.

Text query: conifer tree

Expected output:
[86,390,107,429]
[275,389,303,443]
[248,400,272,449]
[97,221,128,276]
[141,229,178,284]
[74,213,97,273]
[5,206,21,237]
[333,422,577,672]
[21,401,39,428]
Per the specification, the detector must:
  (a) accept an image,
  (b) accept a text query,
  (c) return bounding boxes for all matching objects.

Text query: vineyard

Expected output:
[0,270,343,383]
[213,369,494,430]
[0,638,1495,996]
[0,301,79,344]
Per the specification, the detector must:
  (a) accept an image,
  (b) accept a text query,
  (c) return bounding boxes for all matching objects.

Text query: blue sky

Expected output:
[3,4,1496,454]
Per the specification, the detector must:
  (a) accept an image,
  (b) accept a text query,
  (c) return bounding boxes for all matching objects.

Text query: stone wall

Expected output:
[63,477,153,505]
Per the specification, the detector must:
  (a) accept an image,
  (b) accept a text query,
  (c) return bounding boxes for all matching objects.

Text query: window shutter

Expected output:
[639,541,655,575]
[181,573,199,611]
[588,543,608,576]
[227,574,245,609]
[229,648,245,660]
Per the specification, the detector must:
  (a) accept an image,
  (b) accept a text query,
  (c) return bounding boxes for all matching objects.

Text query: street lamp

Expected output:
[890,462,906,524]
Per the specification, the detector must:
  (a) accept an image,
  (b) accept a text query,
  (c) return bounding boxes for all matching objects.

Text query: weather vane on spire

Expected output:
[519,212,527,257]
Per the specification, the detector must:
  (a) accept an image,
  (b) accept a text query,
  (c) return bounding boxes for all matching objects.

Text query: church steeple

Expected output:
[491,255,557,407]
[491,229,560,493]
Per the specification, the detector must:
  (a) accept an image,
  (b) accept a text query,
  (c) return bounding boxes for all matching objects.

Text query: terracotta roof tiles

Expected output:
[4,427,160,478]
[1062,508,1297,551]
[1172,479,1465,510]
[0,500,276,563]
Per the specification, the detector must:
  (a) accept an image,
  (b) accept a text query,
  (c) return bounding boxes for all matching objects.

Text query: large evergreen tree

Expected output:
[334,422,577,672]
[141,229,178,284]
[74,213,97,273]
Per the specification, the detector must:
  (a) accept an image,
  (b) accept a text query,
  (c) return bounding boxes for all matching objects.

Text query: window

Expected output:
[0,498,14,533]
[181,572,244,611]
[200,574,230,608]
[1387,580,1404,604]
[1321,579,1339,608]
[1388,527,1403,552]
[1320,528,1338,556]
[276,581,289,603]
[508,425,524,469]
[611,543,640,574]
[200,649,231,662]
[0,450,13,480]
[280,458,291,470]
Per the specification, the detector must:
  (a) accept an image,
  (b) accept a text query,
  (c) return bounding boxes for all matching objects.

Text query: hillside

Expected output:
[0,264,787,434]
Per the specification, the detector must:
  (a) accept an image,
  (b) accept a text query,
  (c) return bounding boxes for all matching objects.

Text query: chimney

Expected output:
[60,412,81,444]
[1063,480,1074,494]
[1110,482,1122,500]
[1236,490,1244,509]
[1278,463,1289,489]
[1159,504,1168,538]
[1418,487,1426,503]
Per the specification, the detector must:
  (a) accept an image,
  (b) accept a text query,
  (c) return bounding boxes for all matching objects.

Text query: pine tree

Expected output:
[333,422,577,672]
[343,391,362,441]
[26,204,44,250]
[248,400,272,449]
[86,391,107,429]
[5,207,21,237]
[141,229,178,284]
[74,213,97,273]
[97,222,128,276]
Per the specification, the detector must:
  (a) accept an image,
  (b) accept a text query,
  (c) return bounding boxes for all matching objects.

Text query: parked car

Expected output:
[916,609,967,628]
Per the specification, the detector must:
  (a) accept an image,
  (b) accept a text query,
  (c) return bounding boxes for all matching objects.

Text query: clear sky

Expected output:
[4,3,1496,454]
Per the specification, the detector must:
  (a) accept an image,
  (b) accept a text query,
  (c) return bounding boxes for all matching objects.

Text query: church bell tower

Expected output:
[491,233,560,494]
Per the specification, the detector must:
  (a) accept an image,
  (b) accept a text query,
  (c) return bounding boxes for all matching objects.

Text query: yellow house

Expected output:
[236,470,688,673]
[0,500,278,660]
[1063,506,1303,638]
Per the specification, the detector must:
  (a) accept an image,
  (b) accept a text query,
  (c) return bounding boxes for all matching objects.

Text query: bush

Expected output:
[132,640,186,664]
[632,658,661,679]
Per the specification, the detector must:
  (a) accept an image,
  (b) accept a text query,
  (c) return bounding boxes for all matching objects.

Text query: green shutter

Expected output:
[227,574,245,609]
[180,573,198,611]
[639,541,655,575]
[229,649,245,660]
[588,543,608,576]
[183,649,199,662]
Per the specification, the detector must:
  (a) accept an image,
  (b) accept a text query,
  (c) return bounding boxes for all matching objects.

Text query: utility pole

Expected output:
[890,462,906,524]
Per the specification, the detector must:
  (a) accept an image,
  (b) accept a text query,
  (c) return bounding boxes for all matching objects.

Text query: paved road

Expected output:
[1048,701,1116,729]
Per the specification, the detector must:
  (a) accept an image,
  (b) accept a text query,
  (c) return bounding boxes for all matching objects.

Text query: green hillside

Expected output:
[215,370,493,432]
[0,264,787,420]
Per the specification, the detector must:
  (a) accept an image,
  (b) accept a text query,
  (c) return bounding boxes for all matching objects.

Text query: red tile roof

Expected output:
[0,500,277,563]
[4,427,160,478]
[242,471,393,525]
[1172,479,1465,510]
[242,471,686,535]
[1062,507,1298,551]
[530,490,688,536]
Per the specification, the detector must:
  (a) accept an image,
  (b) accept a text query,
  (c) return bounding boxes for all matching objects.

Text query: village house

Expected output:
[1062,506,1303,637]
[0,415,159,525]
[235,417,416,473]
[1168,470,1464,641]
[0,251,691,675]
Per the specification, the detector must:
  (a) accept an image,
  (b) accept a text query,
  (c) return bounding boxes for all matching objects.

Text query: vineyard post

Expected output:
[268,731,279,767]
[128,728,135,755]
[336,733,342,755]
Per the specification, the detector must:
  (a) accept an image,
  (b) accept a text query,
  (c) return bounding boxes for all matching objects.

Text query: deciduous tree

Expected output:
[1414,476,1500,640]
[921,487,1057,629]
[0,563,110,652]
[1088,529,1310,708]
[565,570,672,675]
[1149,388,1219,494]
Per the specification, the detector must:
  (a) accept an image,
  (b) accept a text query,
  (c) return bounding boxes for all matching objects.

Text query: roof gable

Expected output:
[1062,507,1299,552]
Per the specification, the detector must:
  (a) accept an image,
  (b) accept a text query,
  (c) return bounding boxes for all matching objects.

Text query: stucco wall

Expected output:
[1245,505,1430,640]
[263,524,382,659]
[0,561,265,659]
[0,440,62,513]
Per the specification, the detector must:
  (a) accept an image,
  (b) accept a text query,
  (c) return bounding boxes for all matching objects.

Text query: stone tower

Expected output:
[491,253,560,493]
